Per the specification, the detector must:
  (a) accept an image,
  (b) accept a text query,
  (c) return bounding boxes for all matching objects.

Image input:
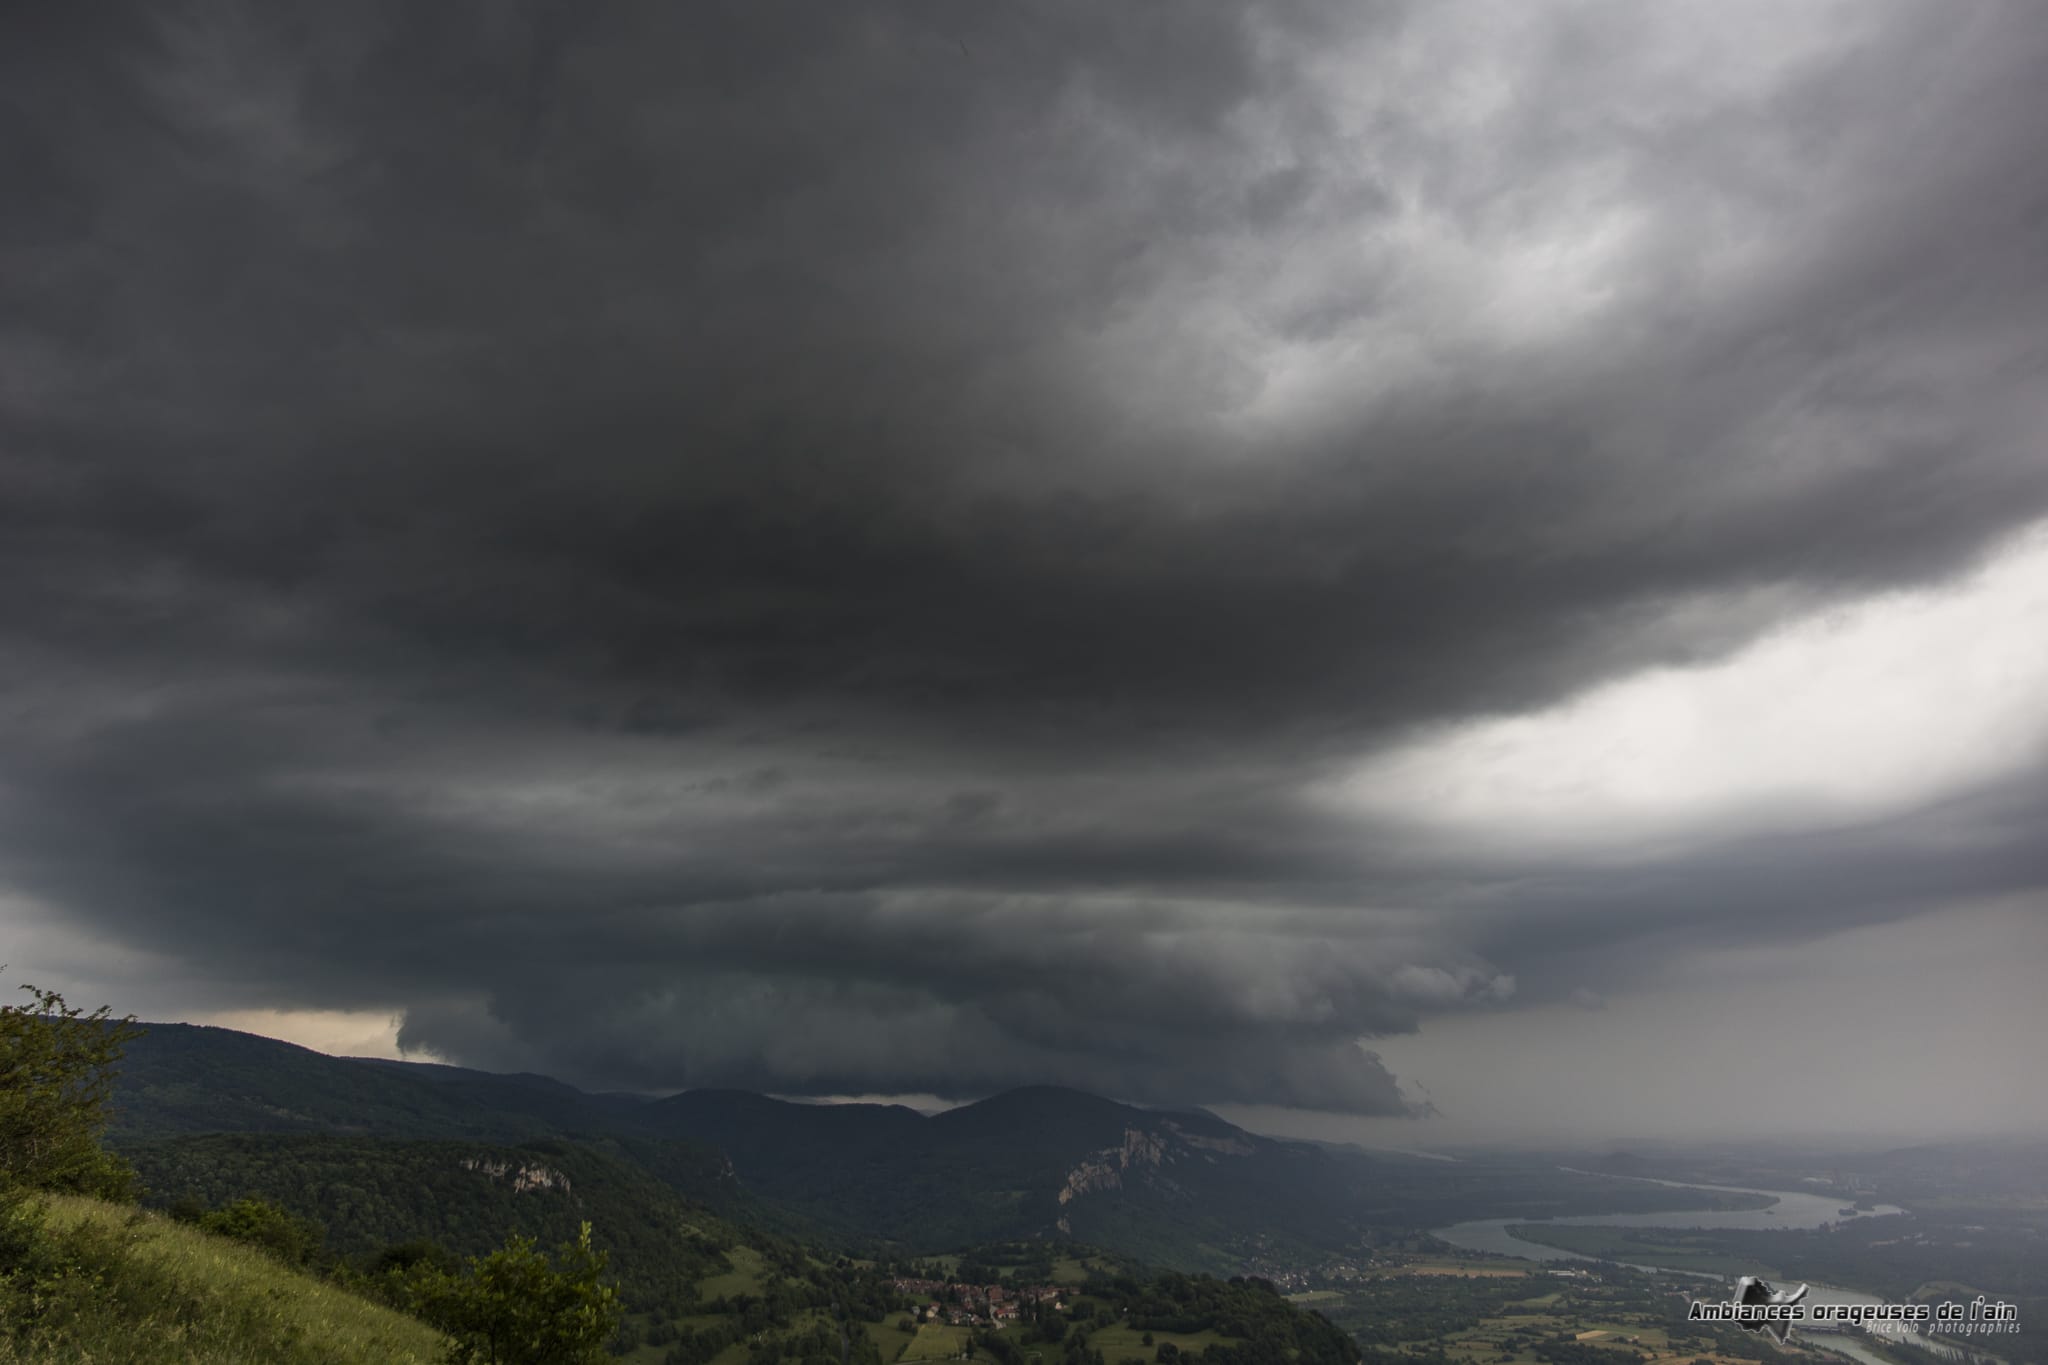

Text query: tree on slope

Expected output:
[407,1219,623,1365]
[0,980,142,1199]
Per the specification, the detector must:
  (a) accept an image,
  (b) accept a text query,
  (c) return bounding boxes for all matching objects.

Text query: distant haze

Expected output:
[5,1,2047,1144]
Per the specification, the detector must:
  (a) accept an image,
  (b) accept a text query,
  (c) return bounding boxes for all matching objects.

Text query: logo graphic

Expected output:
[1732,1277,1809,1343]
[1689,1281,2021,1343]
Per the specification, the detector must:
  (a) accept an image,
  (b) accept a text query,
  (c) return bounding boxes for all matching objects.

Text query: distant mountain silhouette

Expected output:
[111,1023,646,1142]
[110,1022,1361,1264]
[112,1022,1771,1268]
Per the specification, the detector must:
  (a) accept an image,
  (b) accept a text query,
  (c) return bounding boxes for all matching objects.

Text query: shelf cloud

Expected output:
[4,0,2046,1132]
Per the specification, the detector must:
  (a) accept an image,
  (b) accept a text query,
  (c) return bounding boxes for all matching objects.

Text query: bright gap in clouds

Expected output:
[1330,518,2048,845]
[195,1008,426,1062]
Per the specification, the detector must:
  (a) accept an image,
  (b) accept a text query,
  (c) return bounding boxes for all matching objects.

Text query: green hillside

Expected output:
[9,1019,1367,1365]
[110,1023,1807,1277]
[112,1030,1369,1271]
[108,1024,650,1143]
[124,1133,737,1315]
[1,1194,448,1365]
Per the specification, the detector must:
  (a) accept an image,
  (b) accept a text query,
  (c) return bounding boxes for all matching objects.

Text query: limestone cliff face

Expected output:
[1056,1127,1169,1206]
[1176,1128,1254,1157]
[458,1155,573,1194]
[1054,1117,1258,1208]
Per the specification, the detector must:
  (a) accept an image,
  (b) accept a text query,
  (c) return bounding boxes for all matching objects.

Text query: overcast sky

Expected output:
[6,0,2047,1145]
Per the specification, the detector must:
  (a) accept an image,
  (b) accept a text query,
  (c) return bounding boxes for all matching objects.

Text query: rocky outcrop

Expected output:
[459,1155,572,1194]
[1167,1123,1254,1157]
[1055,1120,1259,1210]
[1056,1127,1169,1205]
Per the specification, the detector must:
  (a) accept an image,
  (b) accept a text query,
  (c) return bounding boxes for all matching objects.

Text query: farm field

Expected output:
[1378,1261,1545,1279]
[899,1323,982,1362]
[1087,1324,1226,1358]
[1302,1255,1858,1365]
[1052,1253,1124,1283]
[1503,1226,1784,1278]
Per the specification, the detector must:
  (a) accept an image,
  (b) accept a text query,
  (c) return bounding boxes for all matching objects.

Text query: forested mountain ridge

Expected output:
[109,1022,650,1142]
[633,1082,1359,1261]
[123,1132,739,1313]
[112,1127,1372,1364]
[109,1021,1811,1276]
[108,1023,1366,1269]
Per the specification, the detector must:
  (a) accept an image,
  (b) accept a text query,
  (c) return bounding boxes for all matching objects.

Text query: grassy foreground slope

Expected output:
[2,1194,447,1365]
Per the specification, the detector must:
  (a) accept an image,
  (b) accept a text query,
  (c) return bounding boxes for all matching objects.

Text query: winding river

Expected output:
[1433,1171,1905,1261]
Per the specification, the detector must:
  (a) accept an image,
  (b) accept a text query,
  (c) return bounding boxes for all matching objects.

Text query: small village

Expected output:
[889,1278,1073,1328]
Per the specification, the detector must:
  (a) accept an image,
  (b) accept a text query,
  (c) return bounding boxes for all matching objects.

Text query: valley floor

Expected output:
[1285,1254,1946,1365]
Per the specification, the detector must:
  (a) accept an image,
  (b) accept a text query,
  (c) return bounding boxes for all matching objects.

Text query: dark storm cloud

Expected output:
[4,1,2047,1113]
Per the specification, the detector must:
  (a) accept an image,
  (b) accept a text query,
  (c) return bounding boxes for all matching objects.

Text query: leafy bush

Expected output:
[404,1220,622,1365]
[372,1236,465,1278]
[196,1195,328,1267]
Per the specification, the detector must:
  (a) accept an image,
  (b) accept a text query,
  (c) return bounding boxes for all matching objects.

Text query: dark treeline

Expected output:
[127,1131,734,1314]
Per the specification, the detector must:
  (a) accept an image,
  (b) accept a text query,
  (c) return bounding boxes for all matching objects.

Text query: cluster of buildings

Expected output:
[1237,1264,1317,1293]
[1235,1258,1369,1292]
[892,1278,1070,1328]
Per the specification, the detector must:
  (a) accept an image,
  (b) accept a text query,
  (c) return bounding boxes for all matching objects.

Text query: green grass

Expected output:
[1050,1254,1120,1284]
[3,1194,448,1364]
[899,1322,978,1361]
[872,1317,921,1358]
[696,1243,770,1300]
[1085,1324,1222,1358]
